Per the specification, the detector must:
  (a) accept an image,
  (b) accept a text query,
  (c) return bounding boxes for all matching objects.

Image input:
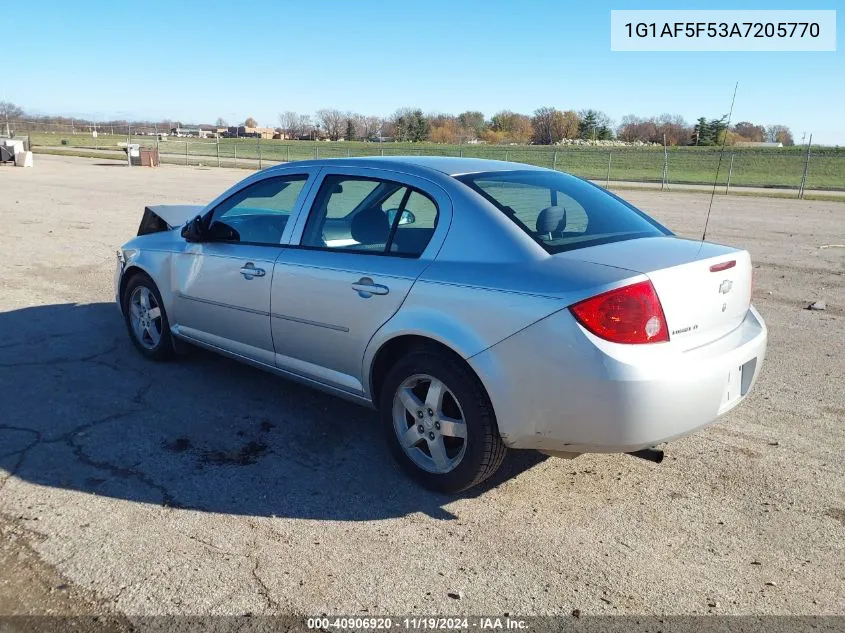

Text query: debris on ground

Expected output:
[806,301,826,310]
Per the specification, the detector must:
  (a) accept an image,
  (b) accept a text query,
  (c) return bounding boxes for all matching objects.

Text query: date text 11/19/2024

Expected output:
[306,616,530,630]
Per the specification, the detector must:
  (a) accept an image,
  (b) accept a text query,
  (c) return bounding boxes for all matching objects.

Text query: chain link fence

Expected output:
[12,123,843,197]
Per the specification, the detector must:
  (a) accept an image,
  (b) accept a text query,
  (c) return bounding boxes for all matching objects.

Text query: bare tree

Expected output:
[278,111,300,139]
[617,113,690,145]
[361,116,382,141]
[297,114,313,139]
[317,109,345,141]
[765,124,794,145]
[215,117,227,127]
[243,116,258,128]
[0,101,24,136]
[656,113,690,146]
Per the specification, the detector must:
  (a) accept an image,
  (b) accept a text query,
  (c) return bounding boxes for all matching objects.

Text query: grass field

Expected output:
[25,131,845,191]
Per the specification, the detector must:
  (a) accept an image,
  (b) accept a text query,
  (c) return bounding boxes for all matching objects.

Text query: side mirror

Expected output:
[181,215,205,242]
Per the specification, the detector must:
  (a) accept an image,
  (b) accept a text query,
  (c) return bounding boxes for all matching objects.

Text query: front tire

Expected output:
[380,347,506,493]
[121,273,174,361]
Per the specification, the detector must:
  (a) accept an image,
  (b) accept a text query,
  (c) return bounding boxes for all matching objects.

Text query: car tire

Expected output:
[121,272,174,361]
[380,347,507,493]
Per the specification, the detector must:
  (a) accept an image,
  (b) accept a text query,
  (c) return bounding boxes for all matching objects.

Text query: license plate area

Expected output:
[719,357,757,412]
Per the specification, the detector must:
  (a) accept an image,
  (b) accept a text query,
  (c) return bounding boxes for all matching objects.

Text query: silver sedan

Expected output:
[115,157,767,492]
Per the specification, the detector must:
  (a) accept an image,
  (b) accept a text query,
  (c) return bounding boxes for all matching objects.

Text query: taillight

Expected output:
[570,280,669,344]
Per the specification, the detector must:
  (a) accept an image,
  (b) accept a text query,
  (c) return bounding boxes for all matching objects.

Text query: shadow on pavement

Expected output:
[0,303,545,521]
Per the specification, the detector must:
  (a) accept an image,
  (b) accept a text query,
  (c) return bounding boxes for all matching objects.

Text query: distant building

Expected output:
[171,127,201,138]
[226,126,276,139]
[734,141,784,148]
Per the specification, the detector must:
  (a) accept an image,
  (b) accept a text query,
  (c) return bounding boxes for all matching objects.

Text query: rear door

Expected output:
[170,170,317,364]
[270,167,450,394]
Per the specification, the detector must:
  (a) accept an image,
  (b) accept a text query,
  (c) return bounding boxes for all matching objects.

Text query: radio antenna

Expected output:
[701,81,738,243]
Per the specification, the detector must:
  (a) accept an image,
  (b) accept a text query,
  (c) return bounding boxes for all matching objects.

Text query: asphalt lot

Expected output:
[0,155,843,619]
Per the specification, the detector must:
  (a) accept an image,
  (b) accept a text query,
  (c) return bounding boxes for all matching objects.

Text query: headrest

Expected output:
[350,207,390,245]
[536,205,567,235]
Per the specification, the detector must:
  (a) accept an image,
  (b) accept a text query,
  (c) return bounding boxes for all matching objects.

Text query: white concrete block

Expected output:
[15,151,33,167]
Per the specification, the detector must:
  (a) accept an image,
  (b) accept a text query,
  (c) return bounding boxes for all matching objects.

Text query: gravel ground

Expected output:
[0,155,843,619]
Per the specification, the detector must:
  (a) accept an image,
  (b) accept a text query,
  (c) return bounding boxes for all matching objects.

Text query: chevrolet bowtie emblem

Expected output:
[719,279,733,294]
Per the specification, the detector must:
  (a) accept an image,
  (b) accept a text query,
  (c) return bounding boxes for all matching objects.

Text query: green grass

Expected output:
[25,132,845,191]
[30,147,845,201]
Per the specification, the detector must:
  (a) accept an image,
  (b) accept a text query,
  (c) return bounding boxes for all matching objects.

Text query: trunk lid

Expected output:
[556,236,752,349]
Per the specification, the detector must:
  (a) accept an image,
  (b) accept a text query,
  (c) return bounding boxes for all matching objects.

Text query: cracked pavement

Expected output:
[0,155,843,618]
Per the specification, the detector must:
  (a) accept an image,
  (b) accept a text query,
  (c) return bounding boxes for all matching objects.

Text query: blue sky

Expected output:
[6,0,843,144]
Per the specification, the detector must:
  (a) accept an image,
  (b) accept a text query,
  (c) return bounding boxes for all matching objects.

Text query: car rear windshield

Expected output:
[456,170,670,253]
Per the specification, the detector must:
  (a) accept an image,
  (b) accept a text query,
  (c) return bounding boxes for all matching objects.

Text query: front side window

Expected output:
[457,171,669,253]
[208,175,308,245]
[301,175,439,257]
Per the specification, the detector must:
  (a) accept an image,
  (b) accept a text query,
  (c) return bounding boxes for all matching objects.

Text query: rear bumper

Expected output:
[468,306,767,453]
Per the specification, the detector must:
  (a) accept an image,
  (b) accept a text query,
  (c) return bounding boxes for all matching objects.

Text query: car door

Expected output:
[270,167,451,394]
[169,170,317,365]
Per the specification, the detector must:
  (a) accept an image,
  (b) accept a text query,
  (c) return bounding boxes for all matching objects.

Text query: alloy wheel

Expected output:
[128,285,163,350]
[392,373,468,474]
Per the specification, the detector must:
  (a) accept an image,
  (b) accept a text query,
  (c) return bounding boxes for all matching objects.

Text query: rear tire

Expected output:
[379,347,506,493]
[121,272,174,361]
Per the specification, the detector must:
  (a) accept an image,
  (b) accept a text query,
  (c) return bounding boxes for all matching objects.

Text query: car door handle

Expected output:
[351,277,389,297]
[240,263,265,279]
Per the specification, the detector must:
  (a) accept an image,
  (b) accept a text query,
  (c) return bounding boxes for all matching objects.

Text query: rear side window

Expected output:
[301,175,439,257]
[457,171,669,253]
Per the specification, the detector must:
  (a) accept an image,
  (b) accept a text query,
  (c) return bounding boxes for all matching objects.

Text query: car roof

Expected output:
[264,155,547,177]
[350,155,546,176]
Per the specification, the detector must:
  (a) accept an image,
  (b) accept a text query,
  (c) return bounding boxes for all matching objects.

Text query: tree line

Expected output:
[274,107,794,147]
[269,107,618,144]
[2,100,796,147]
[618,114,795,146]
